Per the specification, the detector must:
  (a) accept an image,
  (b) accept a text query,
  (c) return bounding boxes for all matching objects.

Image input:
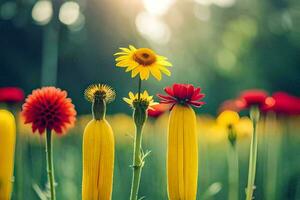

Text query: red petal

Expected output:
[157,94,176,101]
[164,86,174,97]
[190,101,205,107]
[186,84,195,99]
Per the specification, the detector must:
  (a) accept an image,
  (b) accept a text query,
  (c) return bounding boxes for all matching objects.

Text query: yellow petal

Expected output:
[150,67,162,80]
[114,52,129,56]
[116,60,130,67]
[125,62,139,72]
[158,66,171,76]
[0,110,16,200]
[167,105,198,200]
[131,67,140,78]
[157,59,173,67]
[123,98,132,105]
[143,90,149,97]
[115,55,129,61]
[129,45,137,51]
[82,120,114,200]
[129,92,135,99]
[119,47,131,53]
[140,68,150,80]
[158,55,168,60]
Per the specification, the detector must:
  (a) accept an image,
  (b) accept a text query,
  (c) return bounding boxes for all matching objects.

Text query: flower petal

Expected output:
[150,67,162,81]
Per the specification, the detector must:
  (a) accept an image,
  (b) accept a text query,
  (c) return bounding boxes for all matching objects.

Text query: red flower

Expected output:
[0,87,24,103]
[265,92,300,115]
[158,83,205,109]
[238,89,271,110]
[148,103,171,118]
[22,87,77,134]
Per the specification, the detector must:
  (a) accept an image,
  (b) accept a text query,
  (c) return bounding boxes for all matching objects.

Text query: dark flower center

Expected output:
[133,48,156,66]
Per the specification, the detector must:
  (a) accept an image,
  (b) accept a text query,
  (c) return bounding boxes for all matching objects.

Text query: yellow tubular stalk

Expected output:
[0,110,16,200]
[82,119,114,200]
[167,105,198,200]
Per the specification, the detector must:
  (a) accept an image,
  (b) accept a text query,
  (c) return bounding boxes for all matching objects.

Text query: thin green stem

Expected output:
[45,129,56,200]
[138,78,142,100]
[265,113,280,200]
[245,106,259,200]
[227,143,239,200]
[130,124,144,200]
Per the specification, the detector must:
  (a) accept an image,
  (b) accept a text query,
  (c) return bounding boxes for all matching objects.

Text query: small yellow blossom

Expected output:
[123,91,157,109]
[217,110,240,128]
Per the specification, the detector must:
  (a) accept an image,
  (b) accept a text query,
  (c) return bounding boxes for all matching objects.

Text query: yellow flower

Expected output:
[82,84,115,200]
[84,84,116,103]
[0,110,16,200]
[114,45,172,80]
[217,110,240,145]
[167,105,198,200]
[123,91,157,109]
[217,110,240,128]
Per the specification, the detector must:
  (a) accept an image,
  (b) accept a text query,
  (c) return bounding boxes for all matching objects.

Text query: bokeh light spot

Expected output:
[59,1,80,26]
[32,0,53,25]
[135,12,171,44]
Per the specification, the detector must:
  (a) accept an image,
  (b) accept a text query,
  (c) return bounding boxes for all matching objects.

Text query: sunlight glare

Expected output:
[59,1,80,26]
[142,0,175,16]
[135,12,171,44]
[32,0,53,25]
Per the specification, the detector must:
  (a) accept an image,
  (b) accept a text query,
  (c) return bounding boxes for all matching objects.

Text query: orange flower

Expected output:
[22,87,76,134]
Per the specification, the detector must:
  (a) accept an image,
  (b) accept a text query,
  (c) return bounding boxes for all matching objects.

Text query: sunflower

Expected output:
[114,45,172,81]
[123,90,157,109]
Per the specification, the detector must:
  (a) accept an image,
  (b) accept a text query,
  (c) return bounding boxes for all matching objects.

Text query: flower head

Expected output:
[84,84,116,103]
[264,92,300,115]
[22,87,76,134]
[158,83,205,109]
[237,89,271,110]
[217,110,240,128]
[0,87,24,103]
[123,91,157,110]
[114,45,172,80]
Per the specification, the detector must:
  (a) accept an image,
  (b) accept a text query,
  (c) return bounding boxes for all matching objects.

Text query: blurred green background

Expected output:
[1,0,300,200]
[1,0,300,115]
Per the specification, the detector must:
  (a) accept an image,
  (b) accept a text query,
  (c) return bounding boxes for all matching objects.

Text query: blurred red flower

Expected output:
[238,89,273,110]
[22,87,76,134]
[148,103,171,118]
[158,83,205,109]
[265,92,300,115]
[0,87,24,103]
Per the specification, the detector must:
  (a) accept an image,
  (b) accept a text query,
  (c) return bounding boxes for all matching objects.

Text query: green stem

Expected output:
[227,143,239,200]
[130,124,143,200]
[45,129,56,200]
[265,113,280,200]
[16,132,23,200]
[245,106,259,200]
[138,78,141,100]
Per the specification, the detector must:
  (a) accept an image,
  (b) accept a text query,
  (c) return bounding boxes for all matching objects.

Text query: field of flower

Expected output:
[0,89,300,200]
[1,0,300,200]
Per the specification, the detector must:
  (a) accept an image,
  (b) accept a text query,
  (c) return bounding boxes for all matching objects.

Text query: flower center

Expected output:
[133,48,156,66]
